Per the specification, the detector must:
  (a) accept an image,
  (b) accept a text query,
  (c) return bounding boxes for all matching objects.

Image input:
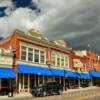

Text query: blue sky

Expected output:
[0,0,40,17]
[0,0,100,52]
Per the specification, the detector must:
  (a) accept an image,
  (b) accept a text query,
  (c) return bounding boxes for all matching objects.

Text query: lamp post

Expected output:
[46,61,52,82]
[8,48,16,97]
[76,67,81,88]
[64,68,66,91]
[12,48,17,95]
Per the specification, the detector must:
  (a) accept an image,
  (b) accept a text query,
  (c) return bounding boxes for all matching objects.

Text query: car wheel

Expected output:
[43,91,47,97]
[59,90,63,95]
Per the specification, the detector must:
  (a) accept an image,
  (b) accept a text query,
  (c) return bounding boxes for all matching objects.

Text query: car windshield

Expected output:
[36,84,44,88]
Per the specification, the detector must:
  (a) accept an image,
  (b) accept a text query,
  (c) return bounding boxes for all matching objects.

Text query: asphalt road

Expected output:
[7,93,100,100]
[2,87,100,100]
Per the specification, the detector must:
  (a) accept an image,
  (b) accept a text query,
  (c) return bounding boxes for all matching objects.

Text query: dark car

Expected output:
[32,81,63,97]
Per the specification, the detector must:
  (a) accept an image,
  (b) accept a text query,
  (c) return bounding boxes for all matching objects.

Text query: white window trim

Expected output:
[20,43,46,64]
[20,45,27,61]
[26,47,28,62]
[51,51,68,68]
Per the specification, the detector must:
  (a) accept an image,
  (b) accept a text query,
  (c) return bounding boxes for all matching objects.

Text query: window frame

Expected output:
[20,44,46,64]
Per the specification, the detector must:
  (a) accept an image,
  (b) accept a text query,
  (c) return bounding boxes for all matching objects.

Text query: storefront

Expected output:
[17,64,73,93]
[0,67,16,95]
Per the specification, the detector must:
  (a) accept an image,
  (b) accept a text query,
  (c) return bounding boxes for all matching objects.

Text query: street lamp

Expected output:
[46,61,52,69]
[12,48,17,95]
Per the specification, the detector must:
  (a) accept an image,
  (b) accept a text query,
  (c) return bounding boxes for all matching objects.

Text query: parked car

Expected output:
[32,81,63,97]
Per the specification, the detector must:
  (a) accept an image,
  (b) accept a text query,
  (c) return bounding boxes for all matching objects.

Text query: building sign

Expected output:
[73,59,83,68]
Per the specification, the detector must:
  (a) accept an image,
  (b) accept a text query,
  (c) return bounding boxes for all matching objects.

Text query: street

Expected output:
[2,87,100,100]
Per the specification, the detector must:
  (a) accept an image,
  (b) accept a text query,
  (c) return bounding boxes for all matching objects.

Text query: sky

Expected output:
[0,0,100,52]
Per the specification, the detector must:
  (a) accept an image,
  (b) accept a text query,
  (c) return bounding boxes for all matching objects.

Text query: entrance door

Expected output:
[30,74,35,92]
[0,79,8,95]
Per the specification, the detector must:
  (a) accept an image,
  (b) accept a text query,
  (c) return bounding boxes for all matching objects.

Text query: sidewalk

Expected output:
[0,86,99,100]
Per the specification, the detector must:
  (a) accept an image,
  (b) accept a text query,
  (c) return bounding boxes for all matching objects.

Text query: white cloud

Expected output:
[0,8,37,37]
[0,0,13,7]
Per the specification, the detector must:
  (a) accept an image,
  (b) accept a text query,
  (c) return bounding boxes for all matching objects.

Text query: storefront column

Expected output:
[28,74,30,92]
[43,76,44,84]
[0,79,1,90]
[18,74,21,93]
[60,77,61,84]
[23,74,24,91]
[38,75,39,85]
[63,77,65,91]
[78,79,81,88]
[90,79,93,86]
[34,75,35,87]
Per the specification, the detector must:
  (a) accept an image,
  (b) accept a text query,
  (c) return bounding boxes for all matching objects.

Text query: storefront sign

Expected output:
[73,59,83,68]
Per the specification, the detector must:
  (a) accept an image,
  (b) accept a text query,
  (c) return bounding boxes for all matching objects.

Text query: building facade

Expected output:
[0,29,73,93]
[0,29,100,95]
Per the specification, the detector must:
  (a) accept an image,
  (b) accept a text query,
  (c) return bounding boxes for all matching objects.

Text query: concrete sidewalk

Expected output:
[0,86,99,100]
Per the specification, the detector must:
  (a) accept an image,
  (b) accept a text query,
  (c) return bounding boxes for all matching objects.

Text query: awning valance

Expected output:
[78,73,91,79]
[89,70,100,78]
[65,70,79,78]
[50,69,64,76]
[0,67,16,79]
[17,64,52,76]
[17,64,65,76]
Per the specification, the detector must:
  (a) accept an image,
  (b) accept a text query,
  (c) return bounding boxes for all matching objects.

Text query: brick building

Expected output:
[0,29,100,96]
[0,29,75,94]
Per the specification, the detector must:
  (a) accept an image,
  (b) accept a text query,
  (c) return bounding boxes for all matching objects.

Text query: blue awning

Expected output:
[17,64,52,76]
[89,70,100,78]
[65,70,79,78]
[50,69,64,76]
[17,64,65,77]
[78,73,91,79]
[0,67,16,79]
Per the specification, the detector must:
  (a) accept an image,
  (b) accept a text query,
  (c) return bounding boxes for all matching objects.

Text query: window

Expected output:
[52,53,56,66]
[28,48,33,61]
[20,45,46,64]
[57,55,60,66]
[34,49,39,63]
[65,56,68,67]
[40,51,45,64]
[61,56,65,67]
[51,52,68,67]
[21,46,27,61]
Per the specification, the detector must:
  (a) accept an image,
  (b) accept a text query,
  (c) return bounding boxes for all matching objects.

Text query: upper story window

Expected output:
[34,49,39,63]
[51,51,68,68]
[61,56,65,67]
[64,56,68,67]
[57,55,60,66]
[52,53,56,66]
[21,46,27,61]
[28,48,33,62]
[20,45,46,64]
[40,51,45,64]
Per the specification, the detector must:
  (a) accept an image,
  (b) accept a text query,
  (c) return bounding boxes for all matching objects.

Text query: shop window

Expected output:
[24,74,28,89]
[39,76,43,84]
[44,76,48,82]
